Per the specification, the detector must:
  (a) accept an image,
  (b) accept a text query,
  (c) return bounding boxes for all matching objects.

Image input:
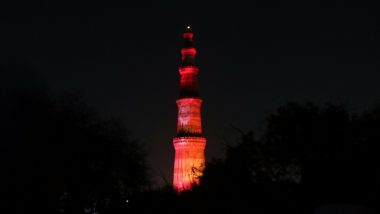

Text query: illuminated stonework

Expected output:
[176,98,203,134]
[173,27,206,192]
[173,137,206,191]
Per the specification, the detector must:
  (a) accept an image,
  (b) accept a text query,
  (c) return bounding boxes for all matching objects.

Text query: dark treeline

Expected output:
[0,65,149,213]
[1,64,379,213]
[133,102,380,214]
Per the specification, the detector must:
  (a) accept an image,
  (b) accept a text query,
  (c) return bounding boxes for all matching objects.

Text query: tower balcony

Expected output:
[179,65,199,75]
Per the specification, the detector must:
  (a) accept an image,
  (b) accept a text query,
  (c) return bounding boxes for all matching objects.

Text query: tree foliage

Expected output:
[0,66,149,213]
[198,102,379,213]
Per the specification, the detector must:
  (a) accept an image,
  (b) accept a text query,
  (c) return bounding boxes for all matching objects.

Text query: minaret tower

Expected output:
[173,26,206,192]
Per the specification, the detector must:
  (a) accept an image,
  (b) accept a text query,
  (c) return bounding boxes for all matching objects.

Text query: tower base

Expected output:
[173,136,206,192]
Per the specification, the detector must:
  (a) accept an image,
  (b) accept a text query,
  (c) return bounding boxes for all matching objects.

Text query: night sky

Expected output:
[1,1,379,186]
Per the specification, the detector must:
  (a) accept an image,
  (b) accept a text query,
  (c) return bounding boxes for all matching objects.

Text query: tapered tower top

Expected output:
[184,25,192,36]
[179,25,199,98]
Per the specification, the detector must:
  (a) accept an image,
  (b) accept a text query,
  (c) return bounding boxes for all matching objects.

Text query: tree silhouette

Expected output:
[262,102,379,211]
[0,65,149,213]
[197,102,379,214]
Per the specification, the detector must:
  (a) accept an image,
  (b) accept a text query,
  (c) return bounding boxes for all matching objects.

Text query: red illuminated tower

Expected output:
[173,26,206,192]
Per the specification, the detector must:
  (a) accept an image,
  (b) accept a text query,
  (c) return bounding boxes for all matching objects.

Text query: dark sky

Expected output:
[1,1,379,186]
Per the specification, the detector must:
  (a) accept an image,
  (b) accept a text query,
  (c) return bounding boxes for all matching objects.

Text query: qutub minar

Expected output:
[173,26,206,192]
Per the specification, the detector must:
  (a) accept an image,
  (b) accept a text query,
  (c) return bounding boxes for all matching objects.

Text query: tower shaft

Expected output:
[173,27,206,192]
